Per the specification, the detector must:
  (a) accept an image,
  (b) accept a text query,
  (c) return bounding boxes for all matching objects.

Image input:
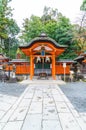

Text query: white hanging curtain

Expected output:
[45,56,50,62]
[36,56,41,63]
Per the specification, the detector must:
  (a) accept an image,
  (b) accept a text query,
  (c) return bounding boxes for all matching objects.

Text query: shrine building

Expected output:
[19,33,68,80]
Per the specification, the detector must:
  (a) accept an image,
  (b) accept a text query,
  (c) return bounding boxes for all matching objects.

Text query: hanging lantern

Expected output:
[36,56,41,63]
[45,56,50,62]
[41,45,45,56]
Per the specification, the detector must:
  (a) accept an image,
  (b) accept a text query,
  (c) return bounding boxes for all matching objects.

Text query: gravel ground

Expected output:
[0,82,28,97]
[60,81,86,112]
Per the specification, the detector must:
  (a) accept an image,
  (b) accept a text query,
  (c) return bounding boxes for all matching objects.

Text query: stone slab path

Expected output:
[0,80,86,130]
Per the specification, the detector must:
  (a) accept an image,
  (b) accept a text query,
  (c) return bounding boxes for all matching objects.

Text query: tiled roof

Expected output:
[57,59,75,63]
[19,33,67,49]
[9,59,29,63]
[74,55,84,61]
[0,54,9,60]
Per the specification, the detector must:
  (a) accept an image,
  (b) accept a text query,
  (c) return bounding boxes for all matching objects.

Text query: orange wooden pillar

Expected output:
[52,55,56,80]
[30,55,34,80]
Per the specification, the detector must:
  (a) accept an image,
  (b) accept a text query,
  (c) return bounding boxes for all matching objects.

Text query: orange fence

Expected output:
[5,64,70,75]
[55,65,70,74]
[16,65,30,74]
[5,65,13,71]
[5,64,30,75]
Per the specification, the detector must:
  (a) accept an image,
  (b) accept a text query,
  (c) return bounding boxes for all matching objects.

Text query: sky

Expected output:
[10,0,83,27]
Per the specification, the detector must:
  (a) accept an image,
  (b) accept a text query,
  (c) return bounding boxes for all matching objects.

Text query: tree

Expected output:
[0,0,20,58]
[41,6,58,22]
[0,0,12,40]
[79,0,86,30]
[72,0,86,55]
[55,15,77,59]
[20,6,77,59]
[73,24,86,54]
[80,0,86,11]
[20,16,42,43]
[42,9,76,59]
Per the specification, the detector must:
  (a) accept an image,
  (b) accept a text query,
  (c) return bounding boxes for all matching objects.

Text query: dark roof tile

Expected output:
[19,34,67,49]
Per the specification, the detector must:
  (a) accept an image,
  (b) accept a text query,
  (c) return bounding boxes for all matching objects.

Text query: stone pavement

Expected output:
[0,80,86,130]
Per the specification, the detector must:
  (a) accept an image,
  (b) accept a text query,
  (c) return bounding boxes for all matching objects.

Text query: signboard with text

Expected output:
[63,63,66,68]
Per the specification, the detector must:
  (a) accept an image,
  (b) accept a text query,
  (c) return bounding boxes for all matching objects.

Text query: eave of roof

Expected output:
[9,59,29,63]
[74,55,84,61]
[0,58,9,60]
[19,34,67,49]
[81,52,86,56]
[57,59,75,63]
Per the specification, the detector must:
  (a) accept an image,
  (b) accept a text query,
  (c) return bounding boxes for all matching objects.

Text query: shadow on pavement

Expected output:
[59,82,86,113]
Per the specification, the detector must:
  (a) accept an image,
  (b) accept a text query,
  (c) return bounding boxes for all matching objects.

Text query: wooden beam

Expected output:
[52,55,56,80]
[30,55,33,80]
[33,55,52,58]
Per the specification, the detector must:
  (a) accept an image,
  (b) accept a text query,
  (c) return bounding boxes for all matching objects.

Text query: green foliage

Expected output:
[41,6,58,22]
[43,20,58,39]
[80,0,86,11]
[20,16,42,42]
[0,0,20,58]
[20,6,82,59]
[73,27,86,53]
